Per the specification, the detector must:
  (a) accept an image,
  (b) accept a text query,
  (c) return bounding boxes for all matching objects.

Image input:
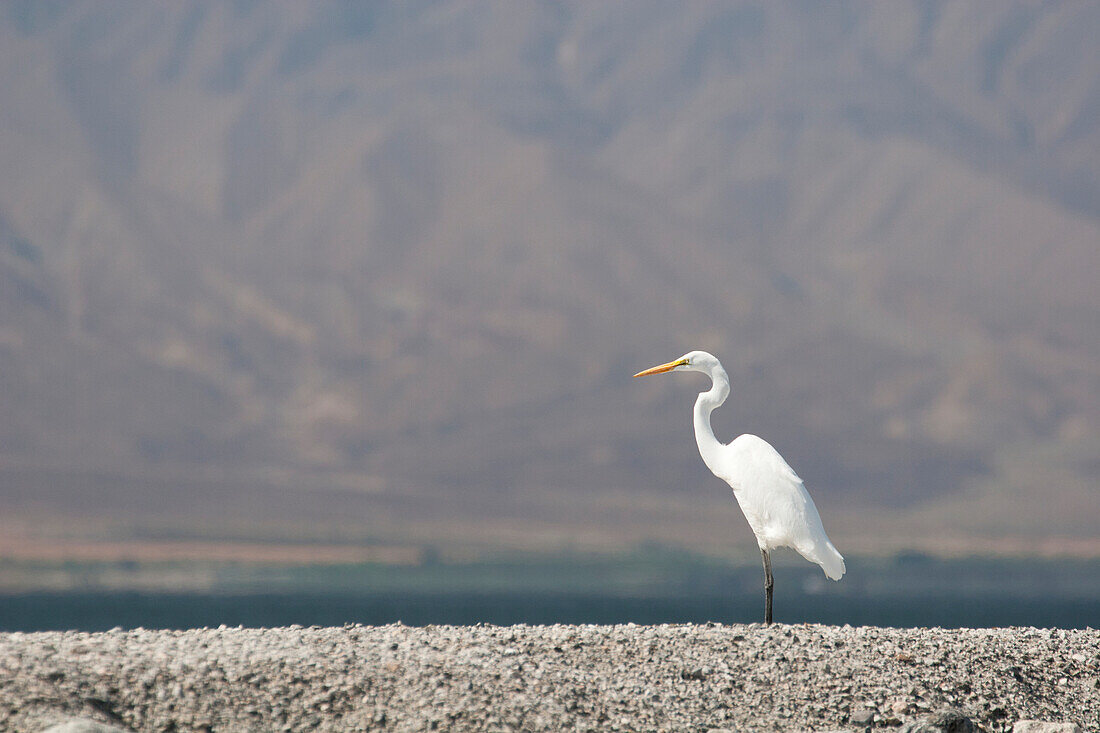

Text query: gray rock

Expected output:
[899,709,976,733]
[40,721,134,733]
[1012,723,1084,733]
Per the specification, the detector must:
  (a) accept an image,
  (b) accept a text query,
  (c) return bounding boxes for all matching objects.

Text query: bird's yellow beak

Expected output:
[633,358,688,377]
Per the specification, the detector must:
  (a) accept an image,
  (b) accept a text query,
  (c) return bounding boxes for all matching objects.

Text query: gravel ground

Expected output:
[1,623,1096,732]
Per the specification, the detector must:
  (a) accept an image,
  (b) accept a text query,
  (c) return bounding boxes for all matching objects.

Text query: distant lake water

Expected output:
[2,590,1098,632]
[2,554,1098,631]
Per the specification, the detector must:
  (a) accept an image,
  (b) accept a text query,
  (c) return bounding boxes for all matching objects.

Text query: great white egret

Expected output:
[634,350,845,625]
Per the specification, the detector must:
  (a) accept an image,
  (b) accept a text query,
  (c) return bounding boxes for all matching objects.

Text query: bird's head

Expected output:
[633,350,719,378]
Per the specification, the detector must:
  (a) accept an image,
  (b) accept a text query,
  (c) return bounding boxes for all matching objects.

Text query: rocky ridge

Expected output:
[1,623,1096,732]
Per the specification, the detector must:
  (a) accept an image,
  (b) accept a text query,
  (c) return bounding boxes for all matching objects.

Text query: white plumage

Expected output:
[634,350,845,623]
[721,433,846,581]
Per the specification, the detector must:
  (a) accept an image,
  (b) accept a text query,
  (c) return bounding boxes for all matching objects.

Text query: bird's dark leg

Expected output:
[761,548,773,625]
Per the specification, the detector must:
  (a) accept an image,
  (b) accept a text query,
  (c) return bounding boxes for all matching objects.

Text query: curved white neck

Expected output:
[693,365,730,475]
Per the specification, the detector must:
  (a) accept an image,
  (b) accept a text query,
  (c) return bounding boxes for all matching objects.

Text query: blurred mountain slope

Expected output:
[0,1,1096,554]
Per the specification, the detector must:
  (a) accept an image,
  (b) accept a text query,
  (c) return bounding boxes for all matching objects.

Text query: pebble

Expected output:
[850,708,876,726]
[0,624,1094,732]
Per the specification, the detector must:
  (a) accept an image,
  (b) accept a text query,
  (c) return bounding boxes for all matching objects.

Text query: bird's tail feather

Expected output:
[817,541,846,581]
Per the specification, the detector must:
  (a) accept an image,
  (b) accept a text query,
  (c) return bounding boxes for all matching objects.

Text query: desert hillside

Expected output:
[0,2,1097,555]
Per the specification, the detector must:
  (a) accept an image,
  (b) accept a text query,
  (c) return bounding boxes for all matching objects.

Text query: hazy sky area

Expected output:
[0,1,1097,561]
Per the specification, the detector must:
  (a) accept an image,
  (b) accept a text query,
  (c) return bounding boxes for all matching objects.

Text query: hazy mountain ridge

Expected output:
[0,2,1097,554]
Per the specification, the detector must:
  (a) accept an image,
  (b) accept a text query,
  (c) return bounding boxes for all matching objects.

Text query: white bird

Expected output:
[634,350,844,625]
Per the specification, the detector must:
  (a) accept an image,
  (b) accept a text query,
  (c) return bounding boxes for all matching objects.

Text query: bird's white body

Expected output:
[637,350,845,583]
[712,434,845,580]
